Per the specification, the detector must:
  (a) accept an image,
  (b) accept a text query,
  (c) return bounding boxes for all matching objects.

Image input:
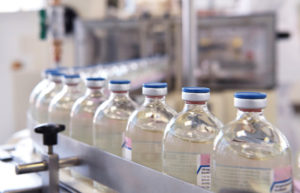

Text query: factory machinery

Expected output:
[0,0,289,192]
[1,55,213,193]
[4,123,210,193]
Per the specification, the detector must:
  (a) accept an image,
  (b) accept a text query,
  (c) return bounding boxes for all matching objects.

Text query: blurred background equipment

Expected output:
[3,0,296,143]
[1,0,300,192]
[74,18,172,66]
[194,13,276,89]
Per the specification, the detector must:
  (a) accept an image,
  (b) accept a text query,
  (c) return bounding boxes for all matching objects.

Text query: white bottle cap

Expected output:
[63,74,81,85]
[182,87,210,101]
[109,80,130,91]
[85,77,106,88]
[142,83,167,96]
[234,92,267,109]
[49,71,63,82]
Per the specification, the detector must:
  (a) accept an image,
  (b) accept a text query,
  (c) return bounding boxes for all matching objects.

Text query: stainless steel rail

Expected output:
[33,135,212,193]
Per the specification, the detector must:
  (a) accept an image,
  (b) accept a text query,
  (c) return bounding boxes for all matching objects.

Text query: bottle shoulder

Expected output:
[49,89,81,111]
[126,102,176,132]
[133,102,176,120]
[36,84,60,105]
[29,80,49,103]
[164,109,221,142]
[73,94,105,109]
[94,97,138,120]
[214,115,291,159]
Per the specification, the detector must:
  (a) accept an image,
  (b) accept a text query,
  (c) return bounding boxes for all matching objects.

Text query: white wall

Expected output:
[0,11,50,144]
[0,1,107,144]
[277,0,300,84]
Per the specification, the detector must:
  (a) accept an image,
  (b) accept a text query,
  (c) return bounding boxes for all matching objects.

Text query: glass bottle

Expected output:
[70,77,106,145]
[29,69,57,124]
[123,82,176,171]
[163,87,222,190]
[93,80,138,156]
[212,92,292,193]
[35,71,64,124]
[48,74,83,135]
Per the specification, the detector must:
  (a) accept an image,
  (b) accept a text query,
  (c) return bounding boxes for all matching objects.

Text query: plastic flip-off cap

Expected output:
[44,68,57,75]
[49,71,63,77]
[34,123,65,146]
[109,80,131,91]
[182,87,210,101]
[86,77,105,88]
[234,92,267,109]
[142,82,167,96]
[49,71,64,82]
[63,74,81,85]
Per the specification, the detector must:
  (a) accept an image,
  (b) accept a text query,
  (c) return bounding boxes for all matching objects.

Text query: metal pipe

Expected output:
[59,157,80,168]
[48,146,53,154]
[15,161,48,174]
[182,0,197,86]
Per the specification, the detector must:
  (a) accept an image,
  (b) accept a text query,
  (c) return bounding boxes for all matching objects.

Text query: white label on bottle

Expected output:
[214,163,292,193]
[131,140,162,171]
[163,152,199,184]
[122,135,132,160]
[271,166,292,193]
[197,154,211,190]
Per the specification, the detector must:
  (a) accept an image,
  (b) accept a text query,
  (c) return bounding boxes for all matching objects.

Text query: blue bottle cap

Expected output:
[234,92,267,109]
[44,68,57,74]
[86,77,106,81]
[182,87,210,101]
[182,87,210,93]
[234,92,267,99]
[109,80,131,91]
[142,82,167,96]
[64,74,80,79]
[143,82,167,88]
[50,71,64,77]
[110,80,131,84]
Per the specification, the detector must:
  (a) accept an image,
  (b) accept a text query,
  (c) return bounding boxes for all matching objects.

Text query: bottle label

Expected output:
[214,163,292,193]
[271,166,292,193]
[95,132,123,156]
[197,154,211,189]
[163,152,200,184]
[131,141,162,171]
[122,136,132,160]
[293,179,300,193]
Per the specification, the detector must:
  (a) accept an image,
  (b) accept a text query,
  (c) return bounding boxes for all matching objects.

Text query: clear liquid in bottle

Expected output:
[212,92,292,193]
[70,77,106,145]
[35,71,64,124]
[29,69,57,123]
[48,74,83,135]
[123,83,176,171]
[93,80,137,156]
[163,87,222,190]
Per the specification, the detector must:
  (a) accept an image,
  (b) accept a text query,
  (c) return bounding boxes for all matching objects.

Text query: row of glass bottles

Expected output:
[29,69,292,193]
[30,69,138,157]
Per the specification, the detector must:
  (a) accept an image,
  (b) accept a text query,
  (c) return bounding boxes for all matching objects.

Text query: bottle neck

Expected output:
[183,101,207,111]
[86,86,103,95]
[52,80,62,85]
[236,108,264,118]
[50,81,62,89]
[64,83,80,92]
[144,95,166,104]
[109,91,129,99]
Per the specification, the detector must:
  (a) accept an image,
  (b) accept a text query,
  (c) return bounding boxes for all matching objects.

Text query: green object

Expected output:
[39,9,47,40]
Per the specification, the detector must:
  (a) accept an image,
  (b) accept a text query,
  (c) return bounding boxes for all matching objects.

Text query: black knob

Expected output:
[34,123,65,146]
